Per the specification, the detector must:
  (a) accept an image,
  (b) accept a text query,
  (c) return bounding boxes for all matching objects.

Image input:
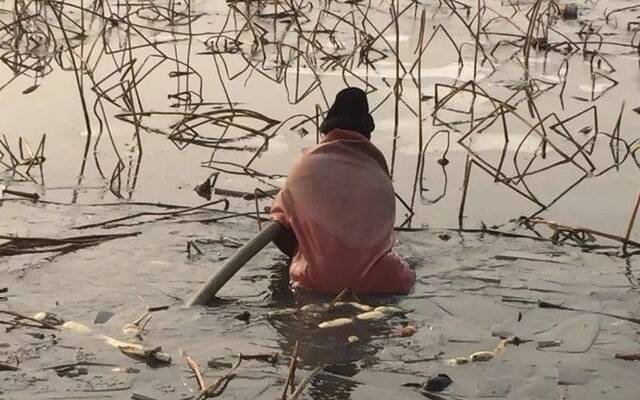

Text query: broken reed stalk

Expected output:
[458,157,472,230]
[197,353,242,399]
[615,353,640,361]
[409,9,426,214]
[1,187,39,201]
[289,366,323,400]
[48,2,94,179]
[524,217,640,249]
[0,362,19,371]
[538,300,640,325]
[0,232,141,256]
[0,310,59,330]
[72,199,229,230]
[182,352,207,391]
[254,189,263,231]
[187,240,203,255]
[281,340,299,400]
[473,0,482,81]
[389,0,401,178]
[523,0,543,80]
[622,186,640,255]
[328,287,350,310]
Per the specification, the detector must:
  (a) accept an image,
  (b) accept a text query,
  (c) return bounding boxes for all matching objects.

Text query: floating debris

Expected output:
[194,177,213,200]
[234,311,251,322]
[447,357,469,366]
[447,337,518,365]
[54,365,88,378]
[614,352,640,361]
[374,306,406,316]
[469,351,495,362]
[111,367,141,374]
[318,318,353,329]
[62,321,92,334]
[94,311,114,325]
[403,373,453,393]
[0,362,19,372]
[267,308,298,317]
[425,374,453,392]
[390,325,417,338]
[333,301,374,312]
[536,339,564,349]
[355,311,386,321]
[300,304,328,313]
[242,352,279,363]
[119,345,172,367]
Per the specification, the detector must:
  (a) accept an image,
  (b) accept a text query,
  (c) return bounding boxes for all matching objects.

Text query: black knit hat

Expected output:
[320,87,375,138]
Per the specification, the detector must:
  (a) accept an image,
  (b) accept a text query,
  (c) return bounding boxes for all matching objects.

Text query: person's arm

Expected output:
[269,189,298,258]
[273,224,297,258]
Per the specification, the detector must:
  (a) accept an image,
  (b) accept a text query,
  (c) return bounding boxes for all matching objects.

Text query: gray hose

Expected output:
[187,221,284,306]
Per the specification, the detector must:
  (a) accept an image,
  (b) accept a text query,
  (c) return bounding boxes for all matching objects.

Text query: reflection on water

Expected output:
[0,0,638,237]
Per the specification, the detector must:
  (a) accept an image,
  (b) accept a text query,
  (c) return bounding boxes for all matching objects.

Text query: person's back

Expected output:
[270,88,415,294]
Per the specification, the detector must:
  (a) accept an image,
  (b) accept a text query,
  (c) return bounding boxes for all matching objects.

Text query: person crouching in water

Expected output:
[269,87,415,295]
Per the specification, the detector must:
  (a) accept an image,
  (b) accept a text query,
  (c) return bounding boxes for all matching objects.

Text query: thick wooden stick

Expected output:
[187,221,284,306]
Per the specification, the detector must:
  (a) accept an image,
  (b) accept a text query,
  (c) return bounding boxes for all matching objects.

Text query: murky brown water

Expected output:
[2,0,640,398]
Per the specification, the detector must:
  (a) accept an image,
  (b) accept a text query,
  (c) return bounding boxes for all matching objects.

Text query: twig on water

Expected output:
[538,300,640,325]
[182,351,207,392]
[197,353,242,399]
[622,186,640,255]
[458,157,472,230]
[281,340,299,400]
[289,366,323,400]
[0,310,59,330]
[72,200,229,230]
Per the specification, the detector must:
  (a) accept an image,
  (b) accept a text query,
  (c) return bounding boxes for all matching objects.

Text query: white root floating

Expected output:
[355,310,386,320]
[318,317,354,328]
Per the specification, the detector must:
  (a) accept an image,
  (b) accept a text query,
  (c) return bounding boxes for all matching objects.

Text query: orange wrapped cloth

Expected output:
[270,129,415,294]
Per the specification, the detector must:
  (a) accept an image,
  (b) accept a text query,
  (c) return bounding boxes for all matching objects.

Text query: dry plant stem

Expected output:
[523,0,543,79]
[458,157,472,230]
[473,0,482,81]
[0,310,59,330]
[0,362,19,371]
[289,366,323,400]
[198,354,242,399]
[623,186,640,255]
[389,0,401,178]
[254,190,262,231]
[410,9,426,213]
[2,188,39,201]
[538,300,640,325]
[49,3,93,179]
[281,341,299,400]
[72,199,229,230]
[526,217,640,248]
[329,288,350,309]
[182,352,207,391]
[615,353,640,361]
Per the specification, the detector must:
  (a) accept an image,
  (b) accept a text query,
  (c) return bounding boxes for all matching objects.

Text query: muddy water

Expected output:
[1,201,640,399]
[1,0,640,398]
